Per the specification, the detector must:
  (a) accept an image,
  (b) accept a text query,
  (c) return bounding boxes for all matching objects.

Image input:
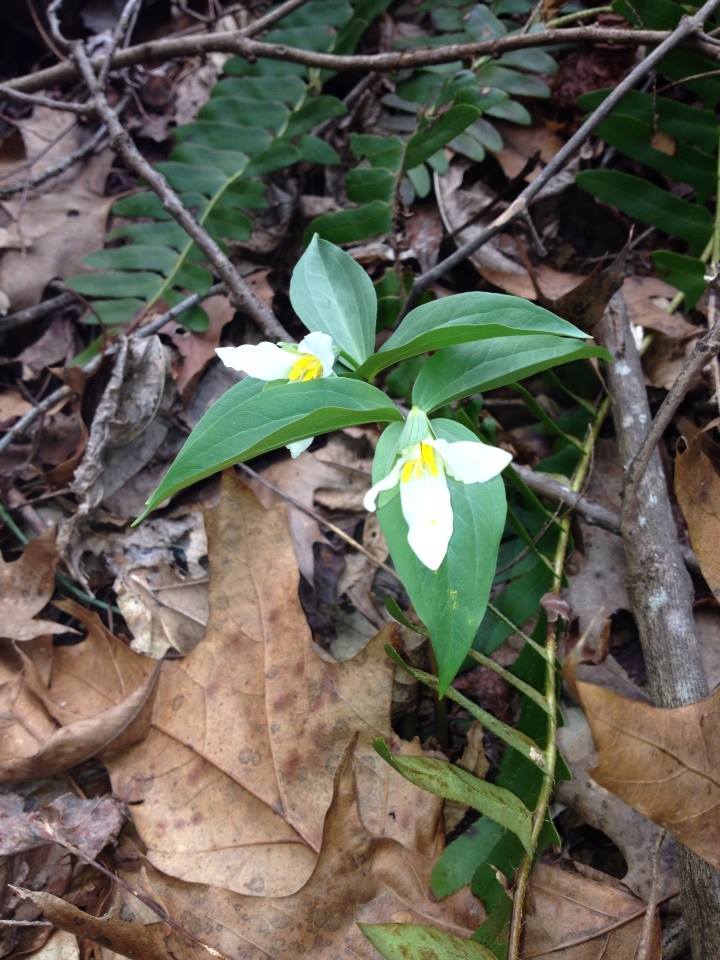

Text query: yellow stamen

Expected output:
[288,354,323,382]
[400,442,441,484]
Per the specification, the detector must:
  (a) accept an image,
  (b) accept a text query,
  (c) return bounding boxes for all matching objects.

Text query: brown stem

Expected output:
[5,25,720,95]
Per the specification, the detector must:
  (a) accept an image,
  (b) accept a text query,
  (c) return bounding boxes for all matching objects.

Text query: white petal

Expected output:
[215,342,295,380]
[297,331,336,377]
[429,439,512,485]
[363,458,405,512]
[401,469,453,571]
[287,436,314,459]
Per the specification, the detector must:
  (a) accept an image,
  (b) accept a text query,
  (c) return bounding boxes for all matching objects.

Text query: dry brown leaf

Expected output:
[0,655,159,783]
[675,433,720,596]
[28,929,81,960]
[0,535,69,641]
[577,679,720,869]
[557,706,677,900]
[524,862,661,959]
[167,294,235,398]
[0,152,114,310]
[22,740,482,960]
[0,792,124,857]
[0,388,32,422]
[644,329,700,390]
[493,121,564,182]
[622,276,696,338]
[41,475,446,901]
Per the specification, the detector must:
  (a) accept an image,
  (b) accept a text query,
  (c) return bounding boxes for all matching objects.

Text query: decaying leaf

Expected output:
[524,862,661,959]
[167,294,235,398]
[0,792,124,857]
[22,740,482,960]
[675,432,720,597]
[577,679,720,869]
[39,475,448,904]
[0,535,68,641]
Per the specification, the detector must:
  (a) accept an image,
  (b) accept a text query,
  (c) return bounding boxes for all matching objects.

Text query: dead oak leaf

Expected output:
[524,862,661,959]
[675,432,720,597]
[578,679,720,869]
[41,475,446,900]
[0,535,68,641]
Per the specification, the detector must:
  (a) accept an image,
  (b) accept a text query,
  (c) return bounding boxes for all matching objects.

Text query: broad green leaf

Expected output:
[374,739,533,853]
[386,646,546,767]
[404,104,481,169]
[579,88,717,154]
[285,95,346,137]
[474,63,550,98]
[651,250,706,309]
[499,48,557,75]
[577,169,713,255]
[137,378,400,522]
[297,134,340,164]
[346,167,396,203]
[413,336,608,411]
[290,235,377,365]
[592,113,715,200]
[83,245,179,274]
[406,163,431,198]
[373,419,507,690]
[358,293,587,378]
[361,923,495,960]
[351,133,404,172]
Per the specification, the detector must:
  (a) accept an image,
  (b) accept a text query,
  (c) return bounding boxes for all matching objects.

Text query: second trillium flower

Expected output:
[364,416,512,571]
[216,331,337,457]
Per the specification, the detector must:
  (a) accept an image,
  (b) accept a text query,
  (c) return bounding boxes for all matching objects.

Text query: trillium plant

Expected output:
[138,236,604,692]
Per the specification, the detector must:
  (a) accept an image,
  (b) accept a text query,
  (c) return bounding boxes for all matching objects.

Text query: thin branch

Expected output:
[6,24,720,96]
[68,42,289,341]
[0,290,78,333]
[635,831,666,960]
[509,463,619,534]
[134,281,225,338]
[404,0,720,311]
[0,84,88,113]
[0,385,73,457]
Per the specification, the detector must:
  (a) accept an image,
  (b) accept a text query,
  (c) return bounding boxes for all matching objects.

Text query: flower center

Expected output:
[288,354,323,382]
[400,441,440,484]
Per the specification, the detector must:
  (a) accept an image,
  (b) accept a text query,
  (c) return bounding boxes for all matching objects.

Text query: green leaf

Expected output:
[651,250,707,309]
[346,167,396,203]
[404,103,481,169]
[474,63,550,98]
[576,169,713,255]
[290,235,377,365]
[297,134,340,165]
[307,200,393,245]
[374,739,533,853]
[351,133,405,172]
[137,378,400,522]
[360,923,496,960]
[413,336,608,411]
[358,293,588,378]
[374,419,507,690]
[386,646,546,767]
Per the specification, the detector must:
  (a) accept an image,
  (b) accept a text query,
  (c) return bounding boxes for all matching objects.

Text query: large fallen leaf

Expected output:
[523,863,660,959]
[577,679,720,868]
[0,151,114,310]
[0,658,159,783]
[675,432,720,597]
[42,474,447,900]
[0,535,67,641]
[22,741,482,960]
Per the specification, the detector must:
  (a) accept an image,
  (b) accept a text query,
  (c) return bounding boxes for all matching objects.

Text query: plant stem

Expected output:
[547,4,612,28]
[506,395,610,960]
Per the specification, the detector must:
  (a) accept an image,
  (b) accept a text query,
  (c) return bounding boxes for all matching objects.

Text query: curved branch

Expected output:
[6,24,720,95]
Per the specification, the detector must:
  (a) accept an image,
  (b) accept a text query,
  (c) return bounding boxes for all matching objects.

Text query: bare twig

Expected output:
[134,282,226,338]
[0,85,88,113]
[0,385,73,457]
[635,831,666,960]
[404,0,720,311]
[599,291,720,959]
[6,24,720,96]
[0,290,78,333]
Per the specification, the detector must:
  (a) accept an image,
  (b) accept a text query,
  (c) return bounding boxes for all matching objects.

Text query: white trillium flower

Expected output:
[215,331,337,458]
[364,430,512,572]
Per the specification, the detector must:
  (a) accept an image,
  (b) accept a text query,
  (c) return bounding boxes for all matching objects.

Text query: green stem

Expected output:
[506,395,610,960]
[546,4,612,27]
